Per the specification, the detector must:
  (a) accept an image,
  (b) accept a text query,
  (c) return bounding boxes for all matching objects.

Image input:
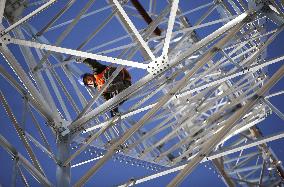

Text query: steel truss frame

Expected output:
[0,0,284,186]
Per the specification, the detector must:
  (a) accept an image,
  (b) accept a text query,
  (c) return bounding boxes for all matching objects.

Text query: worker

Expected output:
[79,58,131,117]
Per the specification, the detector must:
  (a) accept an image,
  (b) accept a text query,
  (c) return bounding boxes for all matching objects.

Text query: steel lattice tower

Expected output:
[0,0,284,186]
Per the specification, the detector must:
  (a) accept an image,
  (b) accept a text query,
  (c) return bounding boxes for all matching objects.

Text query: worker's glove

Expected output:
[75,57,86,63]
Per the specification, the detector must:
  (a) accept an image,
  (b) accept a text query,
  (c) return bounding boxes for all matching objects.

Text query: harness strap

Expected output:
[95,67,131,91]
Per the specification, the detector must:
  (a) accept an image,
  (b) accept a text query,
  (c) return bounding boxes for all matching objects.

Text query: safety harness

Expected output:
[94,67,131,90]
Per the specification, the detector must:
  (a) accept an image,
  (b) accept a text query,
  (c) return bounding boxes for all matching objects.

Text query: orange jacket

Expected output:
[94,66,132,92]
[94,67,110,90]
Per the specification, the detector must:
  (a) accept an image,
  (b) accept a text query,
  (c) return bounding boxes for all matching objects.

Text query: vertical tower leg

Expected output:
[56,136,71,187]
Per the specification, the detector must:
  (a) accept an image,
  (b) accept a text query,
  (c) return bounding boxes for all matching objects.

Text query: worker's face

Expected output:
[85,75,94,87]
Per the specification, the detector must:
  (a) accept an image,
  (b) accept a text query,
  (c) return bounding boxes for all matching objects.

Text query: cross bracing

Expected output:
[0,0,284,186]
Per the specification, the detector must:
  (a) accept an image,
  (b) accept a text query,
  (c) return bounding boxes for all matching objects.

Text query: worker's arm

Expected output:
[82,58,98,69]
[105,68,132,82]
[122,68,132,82]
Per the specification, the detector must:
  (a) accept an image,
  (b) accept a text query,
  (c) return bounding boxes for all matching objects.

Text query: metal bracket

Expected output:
[0,34,11,45]
[125,178,136,186]
[60,120,70,136]
[147,56,170,75]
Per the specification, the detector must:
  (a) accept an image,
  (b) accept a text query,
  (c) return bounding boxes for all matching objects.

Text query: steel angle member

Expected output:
[111,0,155,61]
[6,36,147,69]
[0,135,52,186]
[0,0,6,23]
[82,103,157,133]
[0,0,57,36]
[167,61,284,186]
[118,129,284,187]
[69,11,252,138]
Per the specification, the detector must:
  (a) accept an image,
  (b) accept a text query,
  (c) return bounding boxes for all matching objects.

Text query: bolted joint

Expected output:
[129,178,137,185]
[212,47,221,53]
[1,34,12,42]
[113,145,122,153]
[258,95,264,100]
[57,134,65,142]
[0,30,6,38]
[243,12,256,23]
[46,120,56,127]
[118,0,128,4]
[57,160,67,167]
[214,0,223,4]
[147,56,170,75]
[200,153,207,157]
[242,66,250,73]
[12,154,19,161]
[118,144,126,150]
[260,4,271,13]
[251,94,261,100]
[57,161,63,167]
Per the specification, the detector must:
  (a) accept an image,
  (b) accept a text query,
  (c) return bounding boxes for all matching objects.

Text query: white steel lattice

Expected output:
[0,0,284,186]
